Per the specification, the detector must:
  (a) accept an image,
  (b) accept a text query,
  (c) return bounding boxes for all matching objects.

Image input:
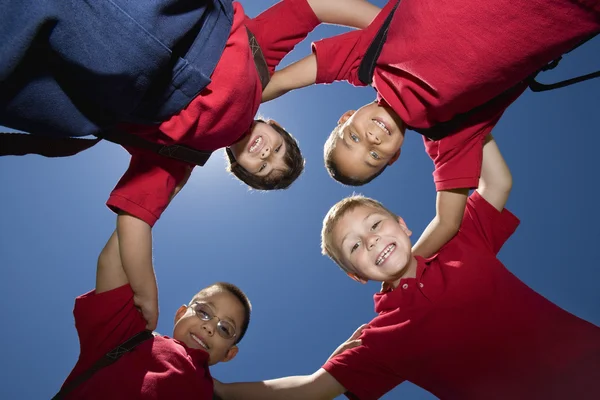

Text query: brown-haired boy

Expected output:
[98,0,383,335]
[261,0,600,259]
[214,135,600,399]
[54,229,252,399]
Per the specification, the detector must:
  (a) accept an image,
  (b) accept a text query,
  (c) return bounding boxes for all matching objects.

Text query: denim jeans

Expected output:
[0,0,233,137]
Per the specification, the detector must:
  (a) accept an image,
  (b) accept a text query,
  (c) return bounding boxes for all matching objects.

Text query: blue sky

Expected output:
[1,1,599,398]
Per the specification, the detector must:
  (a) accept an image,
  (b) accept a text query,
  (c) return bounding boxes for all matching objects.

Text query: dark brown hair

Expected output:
[226,120,304,190]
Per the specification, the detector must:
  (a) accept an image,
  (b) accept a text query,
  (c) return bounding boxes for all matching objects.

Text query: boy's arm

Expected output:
[116,213,158,331]
[476,135,512,211]
[96,230,128,294]
[308,0,380,29]
[262,0,381,103]
[413,134,512,257]
[262,54,317,102]
[216,369,345,400]
[411,188,469,258]
[106,166,192,331]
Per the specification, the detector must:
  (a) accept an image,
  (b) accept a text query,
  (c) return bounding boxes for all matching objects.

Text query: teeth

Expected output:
[191,333,208,350]
[373,119,390,135]
[376,244,396,265]
[249,136,262,152]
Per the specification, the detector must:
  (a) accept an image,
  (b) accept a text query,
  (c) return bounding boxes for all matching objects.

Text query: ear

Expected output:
[267,119,283,130]
[220,345,239,363]
[388,149,401,165]
[346,272,368,284]
[174,305,188,325]
[338,110,356,125]
[396,216,412,237]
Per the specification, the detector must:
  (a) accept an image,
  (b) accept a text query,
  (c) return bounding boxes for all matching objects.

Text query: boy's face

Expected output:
[173,289,245,366]
[229,120,288,180]
[331,205,413,283]
[331,102,405,182]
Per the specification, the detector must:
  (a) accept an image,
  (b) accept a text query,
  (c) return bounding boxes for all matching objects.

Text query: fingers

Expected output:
[343,338,362,351]
[349,323,369,341]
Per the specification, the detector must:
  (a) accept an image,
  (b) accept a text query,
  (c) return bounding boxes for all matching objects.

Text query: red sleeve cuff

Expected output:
[435,176,480,191]
[107,194,159,227]
[312,40,332,85]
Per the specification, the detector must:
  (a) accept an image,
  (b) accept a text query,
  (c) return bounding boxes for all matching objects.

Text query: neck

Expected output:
[388,256,418,289]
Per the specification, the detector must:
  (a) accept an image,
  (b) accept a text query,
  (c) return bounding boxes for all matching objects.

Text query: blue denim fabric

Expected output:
[0,0,233,137]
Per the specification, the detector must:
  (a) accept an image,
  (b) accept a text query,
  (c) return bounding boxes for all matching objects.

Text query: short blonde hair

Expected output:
[321,195,398,271]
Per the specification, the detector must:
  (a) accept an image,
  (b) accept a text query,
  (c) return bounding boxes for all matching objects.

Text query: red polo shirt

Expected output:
[107,0,320,226]
[61,284,213,399]
[323,192,600,400]
[313,0,599,191]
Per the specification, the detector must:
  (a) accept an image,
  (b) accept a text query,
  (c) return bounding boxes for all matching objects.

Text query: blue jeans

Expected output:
[0,0,233,137]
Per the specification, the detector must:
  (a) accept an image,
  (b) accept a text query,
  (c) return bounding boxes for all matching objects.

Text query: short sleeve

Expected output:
[323,337,404,399]
[64,285,146,386]
[460,191,520,255]
[107,148,192,227]
[312,29,369,86]
[423,83,526,192]
[423,118,495,191]
[244,0,320,75]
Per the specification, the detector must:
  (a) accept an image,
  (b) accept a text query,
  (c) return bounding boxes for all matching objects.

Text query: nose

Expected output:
[202,321,216,336]
[260,146,271,160]
[367,234,380,250]
[367,130,380,145]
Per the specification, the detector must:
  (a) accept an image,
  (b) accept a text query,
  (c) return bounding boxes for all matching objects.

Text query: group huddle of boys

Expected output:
[2,0,599,399]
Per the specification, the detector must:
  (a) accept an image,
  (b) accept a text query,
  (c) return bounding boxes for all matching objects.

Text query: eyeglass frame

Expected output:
[189,301,238,340]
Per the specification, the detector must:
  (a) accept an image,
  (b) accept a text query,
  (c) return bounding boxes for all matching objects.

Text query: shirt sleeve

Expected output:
[312,30,367,86]
[107,148,192,227]
[244,0,320,75]
[460,191,520,255]
[311,0,400,86]
[423,84,526,192]
[323,330,404,400]
[65,284,147,385]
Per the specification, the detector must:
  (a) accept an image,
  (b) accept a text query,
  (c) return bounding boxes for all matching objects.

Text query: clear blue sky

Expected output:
[0,1,599,398]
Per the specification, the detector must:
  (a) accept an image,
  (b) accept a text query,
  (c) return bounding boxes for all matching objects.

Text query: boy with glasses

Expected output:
[54,228,251,399]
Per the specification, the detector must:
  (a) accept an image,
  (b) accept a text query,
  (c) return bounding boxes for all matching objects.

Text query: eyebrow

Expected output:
[261,139,287,178]
[341,130,353,150]
[206,301,237,328]
[340,211,379,249]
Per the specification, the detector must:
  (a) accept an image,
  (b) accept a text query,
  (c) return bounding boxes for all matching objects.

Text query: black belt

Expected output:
[0,27,271,166]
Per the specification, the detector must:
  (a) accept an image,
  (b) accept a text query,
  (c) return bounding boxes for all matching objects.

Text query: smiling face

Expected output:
[229,121,289,182]
[330,204,415,283]
[329,102,405,183]
[172,288,246,365]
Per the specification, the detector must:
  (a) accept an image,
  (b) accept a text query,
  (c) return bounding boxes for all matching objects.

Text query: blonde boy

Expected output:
[214,135,600,399]
[262,0,600,260]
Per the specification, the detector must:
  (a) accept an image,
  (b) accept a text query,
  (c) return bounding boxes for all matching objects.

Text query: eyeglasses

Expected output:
[190,302,237,340]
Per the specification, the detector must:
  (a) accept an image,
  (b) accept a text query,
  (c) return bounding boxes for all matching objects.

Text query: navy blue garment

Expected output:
[0,0,233,137]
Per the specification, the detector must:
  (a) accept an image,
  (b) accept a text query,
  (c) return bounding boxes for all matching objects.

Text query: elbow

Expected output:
[437,214,462,237]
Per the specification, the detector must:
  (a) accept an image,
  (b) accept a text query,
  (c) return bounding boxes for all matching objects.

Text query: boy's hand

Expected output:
[134,293,159,331]
[327,324,369,361]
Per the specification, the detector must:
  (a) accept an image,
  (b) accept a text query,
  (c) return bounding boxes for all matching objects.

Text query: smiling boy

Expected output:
[54,229,251,399]
[261,0,600,258]
[214,135,600,399]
